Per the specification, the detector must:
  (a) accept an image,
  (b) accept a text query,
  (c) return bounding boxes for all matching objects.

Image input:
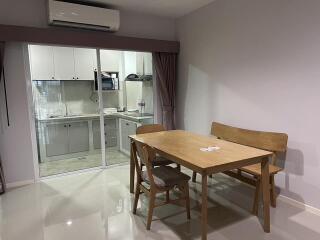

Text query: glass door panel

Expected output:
[99,49,155,166]
[29,44,103,177]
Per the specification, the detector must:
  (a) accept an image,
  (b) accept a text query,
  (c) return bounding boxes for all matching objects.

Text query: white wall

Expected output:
[176,0,320,209]
[0,42,36,184]
[0,0,176,185]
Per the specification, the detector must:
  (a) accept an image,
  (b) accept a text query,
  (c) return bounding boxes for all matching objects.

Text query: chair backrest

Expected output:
[133,124,165,187]
[211,122,288,164]
[136,124,165,134]
[132,139,156,187]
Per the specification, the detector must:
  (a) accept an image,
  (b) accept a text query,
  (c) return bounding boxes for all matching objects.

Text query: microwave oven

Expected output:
[94,71,119,91]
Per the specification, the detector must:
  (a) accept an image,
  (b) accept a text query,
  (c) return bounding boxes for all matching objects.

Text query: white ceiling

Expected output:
[83,0,216,18]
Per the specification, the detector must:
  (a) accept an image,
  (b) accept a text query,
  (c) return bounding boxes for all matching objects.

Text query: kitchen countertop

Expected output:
[36,112,154,123]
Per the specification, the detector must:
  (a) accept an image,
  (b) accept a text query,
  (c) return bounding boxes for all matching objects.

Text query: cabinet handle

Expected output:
[64,125,67,127]
[52,77,54,79]
[76,77,79,80]
[69,124,71,127]
[126,123,129,126]
[72,77,75,79]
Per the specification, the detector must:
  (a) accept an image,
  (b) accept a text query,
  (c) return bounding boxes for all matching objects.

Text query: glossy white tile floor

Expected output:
[1,165,320,240]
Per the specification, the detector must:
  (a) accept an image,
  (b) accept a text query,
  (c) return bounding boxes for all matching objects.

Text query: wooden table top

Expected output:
[130,130,273,174]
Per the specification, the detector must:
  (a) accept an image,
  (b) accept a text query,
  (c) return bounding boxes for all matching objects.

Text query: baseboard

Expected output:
[6,179,34,189]
[278,194,320,216]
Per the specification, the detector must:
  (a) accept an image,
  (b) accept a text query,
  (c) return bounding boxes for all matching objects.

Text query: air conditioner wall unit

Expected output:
[48,0,120,32]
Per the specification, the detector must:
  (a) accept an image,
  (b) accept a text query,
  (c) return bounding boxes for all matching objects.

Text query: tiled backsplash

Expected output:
[32,81,121,119]
[32,80,153,119]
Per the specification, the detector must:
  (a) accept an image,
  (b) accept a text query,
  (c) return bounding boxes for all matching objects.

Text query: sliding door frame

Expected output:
[96,48,106,168]
[25,44,156,180]
[24,44,108,180]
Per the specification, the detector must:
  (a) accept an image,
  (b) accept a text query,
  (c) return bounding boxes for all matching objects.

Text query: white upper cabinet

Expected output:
[100,50,120,72]
[143,52,153,75]
[74,48,95,80]
[29,45,96,81]
[123,51,153,77]
[124,51,137,77]
[29,45,55,80]
[136,52,144,75]
[53,46,75,80]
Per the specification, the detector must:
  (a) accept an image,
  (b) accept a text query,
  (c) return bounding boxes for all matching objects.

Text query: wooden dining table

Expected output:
[129,130,272,240]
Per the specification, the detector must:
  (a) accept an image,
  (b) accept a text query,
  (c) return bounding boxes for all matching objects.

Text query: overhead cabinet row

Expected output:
[29,45,95,80]
[28,45,121,81]
[28,45,152,81]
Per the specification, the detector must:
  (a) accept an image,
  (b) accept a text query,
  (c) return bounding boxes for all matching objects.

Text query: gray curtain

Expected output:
[153,52,177,130]
[0,41,5,194]
[0,42,4,76]
[0,41,9,127]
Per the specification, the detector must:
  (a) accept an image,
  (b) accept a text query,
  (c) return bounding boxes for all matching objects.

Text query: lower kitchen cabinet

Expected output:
[120,119,139,154]
[43,121,89,158]
[68,121,89,153]
[45,123,69,157]
[92,118,118,149]
[92,120,102,149]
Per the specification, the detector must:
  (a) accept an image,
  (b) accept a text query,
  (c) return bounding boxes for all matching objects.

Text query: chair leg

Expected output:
[270,175,276,208]
[176,164,181,171]
[133,182,140,214]
[184,183,191,220]
[252,178,261,215]
[147,191,156,230]
[192,171,197,183]
[166,190,170,203]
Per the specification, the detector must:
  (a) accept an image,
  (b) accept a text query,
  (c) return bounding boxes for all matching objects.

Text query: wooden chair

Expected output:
[192,122,288,214]
[136,124,180,170]
[132,140,191,230]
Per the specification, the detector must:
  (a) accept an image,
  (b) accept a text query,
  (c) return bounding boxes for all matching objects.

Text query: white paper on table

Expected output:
[200,146,220,152]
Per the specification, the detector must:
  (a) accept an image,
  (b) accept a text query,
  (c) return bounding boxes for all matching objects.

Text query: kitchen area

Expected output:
[28,45,154,177]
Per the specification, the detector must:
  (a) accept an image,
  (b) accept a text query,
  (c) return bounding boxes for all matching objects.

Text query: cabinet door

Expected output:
[45,123,69,157]
[53,46,75,80]
[124,51,136,76]
[127,121,137,136]
[143,52,153,75]
[68,121,89,153]
[105,118,117,147]
[121,119,137,153]
[29,45,55,80]
[100,50,120,72]
[74,48,95,80]
[136,52,144,75]
[92,120,102,149]
[120,119,128,152]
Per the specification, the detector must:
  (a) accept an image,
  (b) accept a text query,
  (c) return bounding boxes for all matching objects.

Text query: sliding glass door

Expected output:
[99,49,155,167]
[28,44,155,177]
[29,44,103,177]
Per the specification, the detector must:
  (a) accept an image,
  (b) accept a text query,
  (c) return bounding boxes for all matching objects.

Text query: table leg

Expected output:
[201,173,208,240]
[130,140,135,194]
[261,157,270,232]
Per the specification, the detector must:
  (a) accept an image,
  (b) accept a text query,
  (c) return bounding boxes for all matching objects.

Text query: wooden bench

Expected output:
[192,122,288,214]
